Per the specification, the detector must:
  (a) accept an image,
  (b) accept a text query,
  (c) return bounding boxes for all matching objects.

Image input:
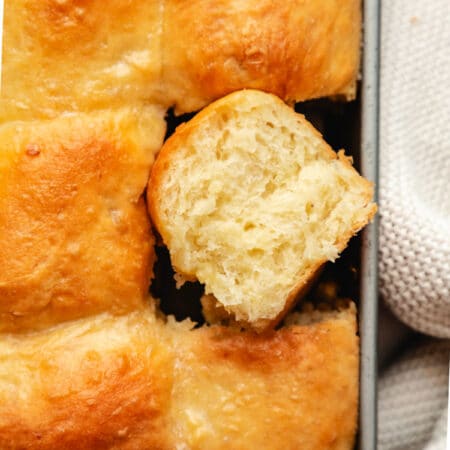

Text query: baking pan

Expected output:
[359,0,380,448]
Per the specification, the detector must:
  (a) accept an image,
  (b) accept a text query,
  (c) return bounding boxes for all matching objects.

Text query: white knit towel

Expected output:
[379,0,450,337]
[378,340,449,450]
[378,0,450,447]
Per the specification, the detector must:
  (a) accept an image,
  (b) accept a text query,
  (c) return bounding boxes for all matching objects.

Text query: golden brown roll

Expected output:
[1,0,165,122]
[163,0,361,113]
[0,303,358,450]
[0,309,174,450]
[170,305,358,449]
[0,108,166,332]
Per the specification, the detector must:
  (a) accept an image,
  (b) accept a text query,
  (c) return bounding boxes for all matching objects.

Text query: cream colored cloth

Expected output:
[378,0,450,448]
[378,340,449,450]
[379,0,450,338]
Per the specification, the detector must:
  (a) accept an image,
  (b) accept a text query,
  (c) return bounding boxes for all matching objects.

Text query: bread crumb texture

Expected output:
[149,90,376,330]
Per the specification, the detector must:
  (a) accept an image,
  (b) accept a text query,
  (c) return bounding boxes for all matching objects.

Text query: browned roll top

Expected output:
[1,0,360,121]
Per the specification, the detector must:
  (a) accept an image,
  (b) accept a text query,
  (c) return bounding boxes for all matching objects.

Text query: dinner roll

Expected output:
[0,301,358,450]
[1,0,165,123]
[0,307,173,450]
[163,0,360,113]
[149,90,376,331]
[0,108,166,332]
[169,302,358,449]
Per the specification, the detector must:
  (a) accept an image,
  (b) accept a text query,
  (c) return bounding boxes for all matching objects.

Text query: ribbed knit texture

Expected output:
[379,0,450,448]
[378,340,449,450]
[379,0,450,338]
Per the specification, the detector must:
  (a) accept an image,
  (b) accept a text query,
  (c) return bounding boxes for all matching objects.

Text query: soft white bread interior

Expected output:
[0,301,358,450]
[149,90,376,331]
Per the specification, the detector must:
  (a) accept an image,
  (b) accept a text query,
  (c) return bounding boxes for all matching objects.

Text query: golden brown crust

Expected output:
[169,305,359,449]
[0,305,358,450]
[1,0,165,122]
[2,0,360,121]
[163,0,361,113]
[0,311,174,450]
[0,109,166,332]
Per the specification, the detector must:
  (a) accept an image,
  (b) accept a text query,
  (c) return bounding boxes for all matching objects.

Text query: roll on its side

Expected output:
[163,0,361,114]
[0,108,166,332]
[149,90,376,331]
[0,303,358,450]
